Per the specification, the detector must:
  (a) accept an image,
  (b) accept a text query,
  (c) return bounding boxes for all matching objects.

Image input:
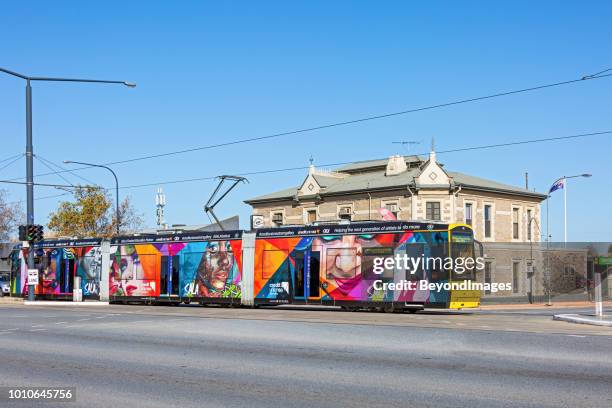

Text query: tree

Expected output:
[48,187,144,238]
[0,189,24,241]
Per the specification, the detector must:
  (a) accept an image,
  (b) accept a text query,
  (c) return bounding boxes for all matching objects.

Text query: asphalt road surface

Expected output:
[1,304,611,408]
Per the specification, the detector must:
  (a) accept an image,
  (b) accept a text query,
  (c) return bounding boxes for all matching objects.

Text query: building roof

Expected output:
[245,155,547,204]
[334,155,424,173]
[137,215,240,234]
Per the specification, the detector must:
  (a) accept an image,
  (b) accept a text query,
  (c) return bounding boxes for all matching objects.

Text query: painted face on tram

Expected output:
[314,234,378,285]
[112,246,142,296]
[80,247,102,280]
[203,241,233,291]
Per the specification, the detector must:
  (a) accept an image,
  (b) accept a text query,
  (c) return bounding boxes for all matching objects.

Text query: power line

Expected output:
[116,129,612,191]
[435,130,612,154]
[9,69,612,182]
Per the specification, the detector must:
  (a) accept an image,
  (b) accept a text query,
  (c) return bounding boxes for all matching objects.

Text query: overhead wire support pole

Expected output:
[204,175,248,231]
[0,66,135,302]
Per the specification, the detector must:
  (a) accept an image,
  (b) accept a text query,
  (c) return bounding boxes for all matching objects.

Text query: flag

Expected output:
[549,178,565,194]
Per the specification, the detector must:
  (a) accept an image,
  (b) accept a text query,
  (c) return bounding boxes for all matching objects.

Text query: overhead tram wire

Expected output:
[0,154,24,173]
[9,68,612,182]
[34,155,75,187]
[4,128,610,205]
[113,129,612,191]
[36,154,98,186]
[0,153,24,165]
[6,192,72,206]
[0,179,93,188]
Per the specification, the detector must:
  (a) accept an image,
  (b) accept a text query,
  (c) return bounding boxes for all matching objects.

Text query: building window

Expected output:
[307,210,317,224]
[426,202,441,221]
[338,206,352,221]
[484,205,492,238]
[271,212,283,226]
[383,201,399,219]
[512,261,520,294]
[527,209,532,241]
[465,203,473,226]
[512,208,520,240]
[484,261,492,295]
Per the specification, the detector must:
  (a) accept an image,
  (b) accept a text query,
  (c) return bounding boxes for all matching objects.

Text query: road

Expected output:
[0,304,611,408]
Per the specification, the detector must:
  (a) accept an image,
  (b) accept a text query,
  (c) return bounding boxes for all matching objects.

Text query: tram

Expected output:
[9,221,481,311]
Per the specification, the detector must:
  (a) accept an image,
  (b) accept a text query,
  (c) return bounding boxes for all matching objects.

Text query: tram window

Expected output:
[309,251,321,297]
[451,235,475,281]
[294,252,305,298]
[160,256,168,292]
[325,248,358,279]
[403,244,424,281]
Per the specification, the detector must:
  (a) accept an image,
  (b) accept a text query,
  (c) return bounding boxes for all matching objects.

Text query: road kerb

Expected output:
[24,301,110,306]
[553,314,612,327]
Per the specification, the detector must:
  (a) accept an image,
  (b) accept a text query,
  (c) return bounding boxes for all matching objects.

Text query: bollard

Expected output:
[594,271,603,317]
[73,276,82,302]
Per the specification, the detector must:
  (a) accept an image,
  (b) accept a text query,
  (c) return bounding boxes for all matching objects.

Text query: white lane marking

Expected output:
[76,318,91,322]
[29,328,47,332]
[6,328,19,331]
[566,334,586,338]
[31,324,44,328]
[55,321,67,325]
[94,316,106,319]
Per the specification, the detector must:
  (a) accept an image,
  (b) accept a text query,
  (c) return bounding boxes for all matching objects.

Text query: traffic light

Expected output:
[21,225,44,243]
[33,225,44,242]
[18,225,27,241]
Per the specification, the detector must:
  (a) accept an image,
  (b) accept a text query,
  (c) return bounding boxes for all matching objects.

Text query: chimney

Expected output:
[386,155,408,176]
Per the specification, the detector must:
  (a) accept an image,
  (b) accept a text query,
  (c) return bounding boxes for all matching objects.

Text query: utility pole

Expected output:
[0,67,134,301]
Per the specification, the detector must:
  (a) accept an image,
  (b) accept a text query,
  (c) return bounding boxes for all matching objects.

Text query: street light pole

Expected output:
[64,161,120,235]
[0,67,134,301]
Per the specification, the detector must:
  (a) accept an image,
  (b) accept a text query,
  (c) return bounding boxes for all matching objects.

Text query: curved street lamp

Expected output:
[64,161,120,235]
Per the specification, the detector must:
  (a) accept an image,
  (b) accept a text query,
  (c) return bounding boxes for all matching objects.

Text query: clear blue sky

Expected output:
[0,1,610,241]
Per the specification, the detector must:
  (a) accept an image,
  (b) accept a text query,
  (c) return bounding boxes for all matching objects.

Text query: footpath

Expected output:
[480,300,612,327]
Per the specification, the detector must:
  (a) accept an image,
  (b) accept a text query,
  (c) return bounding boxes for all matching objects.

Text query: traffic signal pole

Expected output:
[26,79,35,302]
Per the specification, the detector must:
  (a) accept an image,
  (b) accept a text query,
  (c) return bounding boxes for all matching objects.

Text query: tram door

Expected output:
[308,250,321,299]
[59,258,75,294]
[292,250,321,301]
[160,255,180,296]
[294,252,306,300]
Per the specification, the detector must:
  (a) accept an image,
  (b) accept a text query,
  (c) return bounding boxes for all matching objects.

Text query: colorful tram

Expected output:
[8,221,481,311]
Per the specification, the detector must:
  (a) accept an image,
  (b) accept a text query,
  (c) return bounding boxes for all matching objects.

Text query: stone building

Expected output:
[245,149,547,243]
